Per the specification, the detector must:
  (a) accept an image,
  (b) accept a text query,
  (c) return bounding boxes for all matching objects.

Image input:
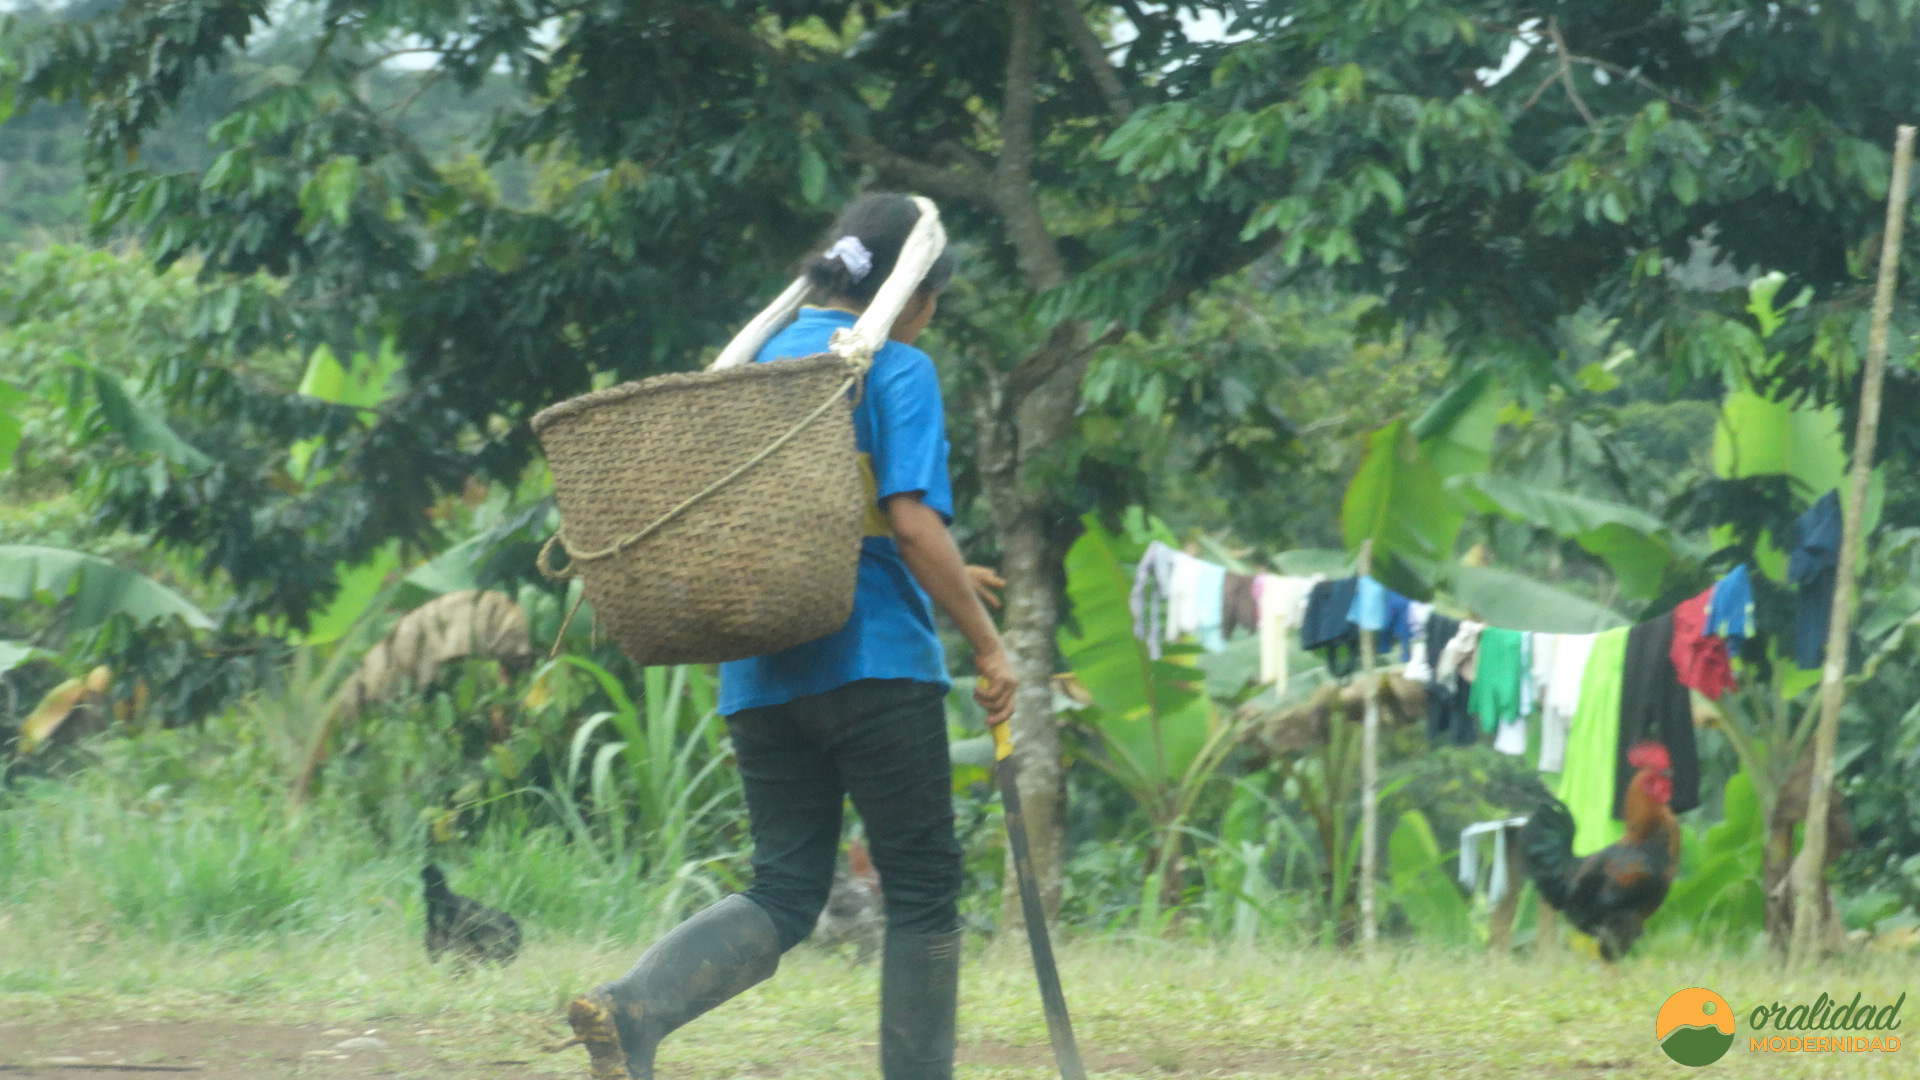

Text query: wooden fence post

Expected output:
[1358,540,1380,953]
[1789,123,1915,967]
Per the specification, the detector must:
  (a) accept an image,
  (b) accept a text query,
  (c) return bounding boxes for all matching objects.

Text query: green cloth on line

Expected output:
[1468,626,1527,733]
[1557,627,1629,857]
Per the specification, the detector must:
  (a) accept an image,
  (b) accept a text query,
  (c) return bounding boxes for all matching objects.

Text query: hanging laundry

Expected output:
[1222,573,1260,639]
[1469,627,1526,740]
[1253,574,1318,688]
[1302,577,1361,677]
[1527,632,1555,718]
[1177,555,1228,652]
[1458,817,1530,903]
[1558,627,1629,856]
[1671,589,1735,700]
[1435,621,1485,684]
[1517,631,1538,719]
[1705,563,1754,646]
[1129,541,1178,659]
[1403,602,1435,682]
[1615,611,1702,817]
[1538,633,1596,773]
[1182,557,1228,653]
[1492,716,1529,756]
[1790,490,1842,670]
[1349,575,1390,630]
[1346,575,1413,658]
[1426,617,1480,747]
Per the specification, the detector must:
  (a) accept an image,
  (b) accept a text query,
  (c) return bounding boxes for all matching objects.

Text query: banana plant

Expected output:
[0,544,214,632]
[1055,511,1249,930]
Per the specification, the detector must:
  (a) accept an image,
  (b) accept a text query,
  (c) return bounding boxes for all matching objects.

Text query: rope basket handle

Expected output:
[539,196,947,590]
[710,195,948,374]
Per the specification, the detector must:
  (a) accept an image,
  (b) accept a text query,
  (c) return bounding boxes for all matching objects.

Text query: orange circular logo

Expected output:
[1657,988,1736,1066]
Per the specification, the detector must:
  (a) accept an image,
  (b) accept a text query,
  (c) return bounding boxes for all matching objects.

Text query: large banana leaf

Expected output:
[83,365,212,469]
[1057,514,1213,787]
[1441,565,1630,634]
[1341,419,1457,595]
[0,640,42,673]
[1645,772,1764,940]
[295,542,403,646]
[1388,809,1473,945]
[288,339,403,482]
[1451,475,1698,600]
[0,379,24,465]
[1713,390,1845,494]
[1343,374,1502,595]
[0,545,214,631]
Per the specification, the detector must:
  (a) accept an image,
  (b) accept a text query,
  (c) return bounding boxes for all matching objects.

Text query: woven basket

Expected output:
[530,354,865,667]
[532,196,946,667]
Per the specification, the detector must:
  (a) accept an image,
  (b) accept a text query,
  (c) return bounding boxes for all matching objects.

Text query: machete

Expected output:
[990,721,1089,1080]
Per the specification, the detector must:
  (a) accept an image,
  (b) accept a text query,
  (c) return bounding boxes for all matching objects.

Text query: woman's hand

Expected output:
[973,646,1018,727]
[965,565,1005,609]
[886,495,1019,727]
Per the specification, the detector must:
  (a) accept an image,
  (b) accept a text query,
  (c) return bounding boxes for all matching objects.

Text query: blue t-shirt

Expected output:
[718,308,954,714]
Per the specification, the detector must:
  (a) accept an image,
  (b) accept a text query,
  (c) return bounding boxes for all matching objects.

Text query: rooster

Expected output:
[1520,742,1680,961]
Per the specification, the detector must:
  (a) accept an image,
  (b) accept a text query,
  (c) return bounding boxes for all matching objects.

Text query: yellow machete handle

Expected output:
[978,675,1012,761]
[990,721,1012,762]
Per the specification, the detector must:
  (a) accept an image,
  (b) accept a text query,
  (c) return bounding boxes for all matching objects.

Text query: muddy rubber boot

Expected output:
[568,895,782,1080]
[878,929,961,1080]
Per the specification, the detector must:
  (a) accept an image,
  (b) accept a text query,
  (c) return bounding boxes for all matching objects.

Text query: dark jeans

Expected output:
[725,678,962,951]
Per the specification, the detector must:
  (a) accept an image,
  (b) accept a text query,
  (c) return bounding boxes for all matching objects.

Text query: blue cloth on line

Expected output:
[1789,490,1843,670]
[1194,559,1228,653]
[1349,576,1391,631]
[1706,563,1754,645]
[720,308,953,715]
[1345,575,1413,660]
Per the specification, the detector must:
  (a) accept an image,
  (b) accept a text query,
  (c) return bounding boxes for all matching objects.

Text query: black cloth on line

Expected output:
[1422,612,1477,747]
[1613,611,1701,818]
[1789,489,1842,670]
[1302,577,1360,678]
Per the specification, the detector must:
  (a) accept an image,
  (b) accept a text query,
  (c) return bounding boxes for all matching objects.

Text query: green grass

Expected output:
[2,910,1914,1078]
[2,738,1914,1077]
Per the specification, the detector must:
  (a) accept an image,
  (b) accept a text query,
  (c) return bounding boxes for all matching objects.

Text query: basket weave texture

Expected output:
[530,352,866,666]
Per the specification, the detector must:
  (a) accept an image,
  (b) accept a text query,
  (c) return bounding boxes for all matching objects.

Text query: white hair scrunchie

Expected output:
[825,236,873,282]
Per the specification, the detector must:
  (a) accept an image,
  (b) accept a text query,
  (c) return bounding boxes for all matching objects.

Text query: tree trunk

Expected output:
[1791,123,1913,966]
[995,503,1068,925]
[1765,825,1795,956]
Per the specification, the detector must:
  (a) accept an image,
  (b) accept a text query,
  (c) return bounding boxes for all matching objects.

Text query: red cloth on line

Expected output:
[1671,589,1735,701]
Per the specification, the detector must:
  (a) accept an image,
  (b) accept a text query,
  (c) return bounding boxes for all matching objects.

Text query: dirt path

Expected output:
[0,1018,1328,1079]
[0,1020,535,1080]
[0,1016,1613,1079]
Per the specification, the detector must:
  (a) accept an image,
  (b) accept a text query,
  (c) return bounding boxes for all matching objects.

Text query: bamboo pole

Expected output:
[1357,539,1380,952]
[1788,123,1915,968]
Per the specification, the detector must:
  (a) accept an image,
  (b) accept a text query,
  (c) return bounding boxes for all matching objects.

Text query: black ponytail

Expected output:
[805,193,956,305]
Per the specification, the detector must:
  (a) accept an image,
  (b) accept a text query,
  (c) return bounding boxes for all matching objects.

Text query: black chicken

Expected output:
[423,863,522,966]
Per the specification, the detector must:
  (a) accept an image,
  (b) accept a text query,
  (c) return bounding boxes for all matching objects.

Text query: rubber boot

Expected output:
[878,929,962,1080]
[568,895,782,1080]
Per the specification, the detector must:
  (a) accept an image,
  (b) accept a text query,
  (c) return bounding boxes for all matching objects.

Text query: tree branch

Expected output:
[1563,53,1705,115]
[1546,18,1598,130]
[995,0,1068,292]
[1049,0,1132,123]
[836,122,996,205]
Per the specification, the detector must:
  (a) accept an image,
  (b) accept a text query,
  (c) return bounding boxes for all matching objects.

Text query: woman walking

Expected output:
[568,193,1018,1080]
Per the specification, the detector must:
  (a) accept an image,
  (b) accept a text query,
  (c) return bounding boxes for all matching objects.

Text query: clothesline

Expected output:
[1129,487,1843,855]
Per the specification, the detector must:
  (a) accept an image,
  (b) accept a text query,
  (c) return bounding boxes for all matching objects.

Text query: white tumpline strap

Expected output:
[708,196,947,372]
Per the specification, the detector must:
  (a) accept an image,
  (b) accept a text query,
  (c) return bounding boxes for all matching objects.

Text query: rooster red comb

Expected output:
[1628,742,1671,772]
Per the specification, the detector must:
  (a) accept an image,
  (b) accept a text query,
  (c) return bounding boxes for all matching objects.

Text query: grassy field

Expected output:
[2,914,1914,1079]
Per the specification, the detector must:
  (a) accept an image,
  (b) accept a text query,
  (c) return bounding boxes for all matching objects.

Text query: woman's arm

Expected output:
[886,493,1018,725]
